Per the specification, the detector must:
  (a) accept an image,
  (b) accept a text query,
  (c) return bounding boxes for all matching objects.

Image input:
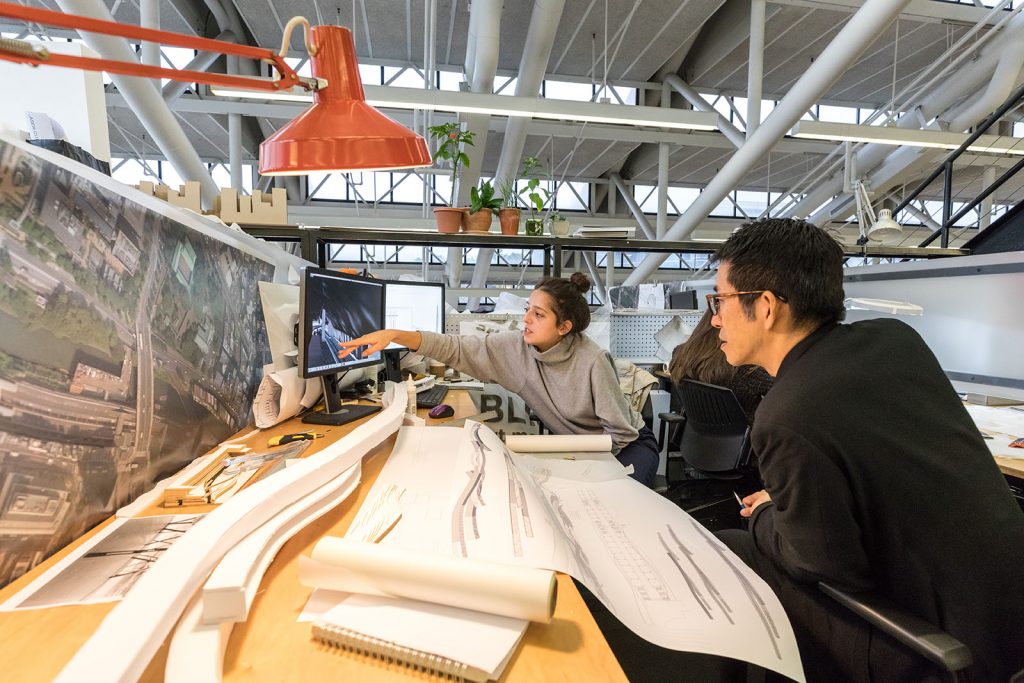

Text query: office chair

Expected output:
[818,582,973,683]
[657,379,751,485]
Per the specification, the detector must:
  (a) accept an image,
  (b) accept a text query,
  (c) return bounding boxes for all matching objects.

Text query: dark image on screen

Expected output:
[303,271,384,375]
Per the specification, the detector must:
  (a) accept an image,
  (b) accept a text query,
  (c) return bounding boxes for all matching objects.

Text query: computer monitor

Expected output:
[668,290,698,311]
[380,280,445,382]
[299,268,385,425]
[384,280,446,341]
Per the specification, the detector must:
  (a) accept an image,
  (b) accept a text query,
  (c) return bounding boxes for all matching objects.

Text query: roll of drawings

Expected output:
[504,434,612,453]
[298,538,556,623]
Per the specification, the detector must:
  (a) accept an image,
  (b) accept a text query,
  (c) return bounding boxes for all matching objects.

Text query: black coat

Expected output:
[749,319,1024,682]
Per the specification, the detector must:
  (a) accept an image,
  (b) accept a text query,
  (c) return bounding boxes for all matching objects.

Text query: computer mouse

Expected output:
[428,404,454,419]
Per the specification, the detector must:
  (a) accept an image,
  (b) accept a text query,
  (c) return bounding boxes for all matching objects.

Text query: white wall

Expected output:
[0,41,110,161]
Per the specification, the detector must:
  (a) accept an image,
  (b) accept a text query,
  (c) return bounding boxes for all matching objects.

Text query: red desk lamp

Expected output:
[0,3,431,175]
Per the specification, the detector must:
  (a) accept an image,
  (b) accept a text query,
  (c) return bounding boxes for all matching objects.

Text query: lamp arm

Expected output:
[0,2,315,93]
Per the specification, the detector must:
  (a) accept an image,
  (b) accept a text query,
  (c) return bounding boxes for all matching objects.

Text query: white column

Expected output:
[746,0,766,138]
[140,0,160,67]
[657,83,670,240]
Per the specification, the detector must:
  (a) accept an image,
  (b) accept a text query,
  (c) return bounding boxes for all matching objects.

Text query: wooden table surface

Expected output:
[0,390,627,683]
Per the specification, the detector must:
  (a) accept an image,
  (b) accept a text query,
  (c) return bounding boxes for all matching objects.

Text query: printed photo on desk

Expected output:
[0,136,301,589]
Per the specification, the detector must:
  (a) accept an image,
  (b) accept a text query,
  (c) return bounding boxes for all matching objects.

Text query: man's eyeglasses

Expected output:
[706,290,785,316]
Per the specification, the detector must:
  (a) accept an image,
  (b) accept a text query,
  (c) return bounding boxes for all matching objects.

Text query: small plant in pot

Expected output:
[428,122,474,233]
[548,210,571,237]
[463,180,502,233]
[519,156,551,237]
[495,177,521,235]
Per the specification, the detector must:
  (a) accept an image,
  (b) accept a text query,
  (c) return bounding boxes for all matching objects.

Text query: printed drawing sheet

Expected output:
[360,423,804,681]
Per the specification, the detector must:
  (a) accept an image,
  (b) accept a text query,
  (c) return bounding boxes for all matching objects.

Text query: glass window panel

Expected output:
[495,76,517,94]
[667,186,700,214]
[434,176,454,206]
[735,190,768,217]
[389,172,427,204]
[545,79,595,102]
[438,70,462,91]
[711,192,736,217]
[111,158,152,186]
[359,64,383,85]
[611,85,637,105]
[383,66,428,88]
[160,162,184,188]
[308,172,346,200]
[817,105,859,123]
[634,184,657,213]
[555,181,587,211]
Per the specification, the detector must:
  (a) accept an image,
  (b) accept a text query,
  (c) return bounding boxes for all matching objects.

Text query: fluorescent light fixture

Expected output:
[844,297,924,316]
[212,84,719,132]
[790,120,1024,156]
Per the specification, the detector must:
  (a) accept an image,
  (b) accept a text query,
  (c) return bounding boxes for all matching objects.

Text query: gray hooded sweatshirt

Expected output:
[417,331,643,452]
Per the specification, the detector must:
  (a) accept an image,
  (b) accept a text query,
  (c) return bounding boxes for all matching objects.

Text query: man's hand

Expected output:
[338,329,422,358]
[740,489,772,518]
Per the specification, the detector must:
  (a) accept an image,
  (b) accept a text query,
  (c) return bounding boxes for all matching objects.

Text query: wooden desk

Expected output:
[0,391,626,682]
[996,456,1024,480]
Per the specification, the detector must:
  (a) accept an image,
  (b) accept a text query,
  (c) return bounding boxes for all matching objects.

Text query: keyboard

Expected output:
[416,385,449,409]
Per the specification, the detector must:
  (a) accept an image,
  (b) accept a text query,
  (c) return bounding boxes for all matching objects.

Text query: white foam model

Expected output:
[165,594,232,683]
[56,383,406,683]
[200,463,363,623]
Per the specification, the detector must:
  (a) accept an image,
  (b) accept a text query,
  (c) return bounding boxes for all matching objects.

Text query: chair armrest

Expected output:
[818,582,973,673]
[657,413,686,450]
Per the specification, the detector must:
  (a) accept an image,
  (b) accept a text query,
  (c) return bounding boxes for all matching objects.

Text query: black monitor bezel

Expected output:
[382,279,446,346]
[299,267,386,379]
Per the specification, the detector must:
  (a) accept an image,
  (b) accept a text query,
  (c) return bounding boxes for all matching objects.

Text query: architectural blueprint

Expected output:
[360,422,804,681]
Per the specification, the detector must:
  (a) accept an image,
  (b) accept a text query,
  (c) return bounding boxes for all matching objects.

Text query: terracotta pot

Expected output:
[498,207,521,235]
[462,209,494,233]
[433,207,464,233]
[524,218,544,236]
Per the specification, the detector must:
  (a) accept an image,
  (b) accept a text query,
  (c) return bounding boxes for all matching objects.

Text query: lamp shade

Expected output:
[867,208,903,242]
[259,26,431,175]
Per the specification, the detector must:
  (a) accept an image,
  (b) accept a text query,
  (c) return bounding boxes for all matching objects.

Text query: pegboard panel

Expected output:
[448,311,704,359]
[610,312,703,357]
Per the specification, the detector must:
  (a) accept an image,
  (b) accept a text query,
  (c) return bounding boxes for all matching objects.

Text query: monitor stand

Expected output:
[302,373,380,426]
[381,348,403,384]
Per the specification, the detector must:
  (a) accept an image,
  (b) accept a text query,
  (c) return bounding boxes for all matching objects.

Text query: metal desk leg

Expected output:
[543,246,551,277]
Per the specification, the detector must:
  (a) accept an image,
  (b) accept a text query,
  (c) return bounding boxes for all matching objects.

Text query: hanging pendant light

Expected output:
[259,25,432,175]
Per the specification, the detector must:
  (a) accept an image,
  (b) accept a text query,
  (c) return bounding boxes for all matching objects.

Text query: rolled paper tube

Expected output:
[504,434,612,453]
[298,537,557,623]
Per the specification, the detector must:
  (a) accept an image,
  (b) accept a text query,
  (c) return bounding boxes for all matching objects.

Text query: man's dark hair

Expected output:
[714,217,845,328]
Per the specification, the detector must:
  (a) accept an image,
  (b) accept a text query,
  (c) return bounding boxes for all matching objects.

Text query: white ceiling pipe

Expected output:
[623,0,913,286]
[807,34,1024,226]
[663,74,745,148]
[789,11,1024,222]
[469,0,566,301]
[56,0,220,207]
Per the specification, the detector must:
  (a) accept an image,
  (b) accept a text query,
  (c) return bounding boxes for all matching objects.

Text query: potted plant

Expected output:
[463,180,502,232]
[428,122,474,233]
[495,177,521,235]
[519,156,551,236]
[548,210,571,237]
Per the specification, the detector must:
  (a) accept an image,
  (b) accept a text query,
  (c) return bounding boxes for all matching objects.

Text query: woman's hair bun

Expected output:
[569,272,591,294]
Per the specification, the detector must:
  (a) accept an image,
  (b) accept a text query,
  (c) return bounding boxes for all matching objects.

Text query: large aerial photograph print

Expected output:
[0,140,274,587]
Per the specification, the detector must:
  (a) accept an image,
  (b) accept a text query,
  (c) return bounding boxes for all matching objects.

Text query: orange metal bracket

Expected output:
[0,2,315,93]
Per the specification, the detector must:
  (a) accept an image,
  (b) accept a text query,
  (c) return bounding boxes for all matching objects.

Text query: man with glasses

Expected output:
[708,218,1024,682]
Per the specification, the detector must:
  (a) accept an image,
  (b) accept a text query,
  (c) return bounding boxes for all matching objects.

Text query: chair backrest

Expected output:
[678,379,750,473]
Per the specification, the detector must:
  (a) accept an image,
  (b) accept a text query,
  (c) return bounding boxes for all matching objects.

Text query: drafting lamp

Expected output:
[852,179,903,245]
[0,3,431,176]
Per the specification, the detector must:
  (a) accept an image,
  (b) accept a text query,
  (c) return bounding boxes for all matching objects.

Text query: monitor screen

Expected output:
[299,268,385,378]
[384,281,445,348]
[669,290,698,310]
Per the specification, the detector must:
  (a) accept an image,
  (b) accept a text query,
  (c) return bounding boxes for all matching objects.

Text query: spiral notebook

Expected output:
[312,593,528,682]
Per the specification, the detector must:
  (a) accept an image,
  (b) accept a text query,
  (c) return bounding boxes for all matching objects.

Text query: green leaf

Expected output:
[458,153,470,167]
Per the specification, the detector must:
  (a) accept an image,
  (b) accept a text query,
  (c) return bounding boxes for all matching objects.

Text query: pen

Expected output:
[734,491,747,512]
